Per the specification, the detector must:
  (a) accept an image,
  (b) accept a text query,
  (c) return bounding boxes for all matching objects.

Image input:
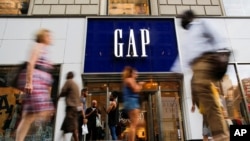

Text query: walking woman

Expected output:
[122,66,145,141]
[15,29,55,141]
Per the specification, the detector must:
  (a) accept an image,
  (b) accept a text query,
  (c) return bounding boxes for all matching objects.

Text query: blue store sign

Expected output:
[84,18,178,73]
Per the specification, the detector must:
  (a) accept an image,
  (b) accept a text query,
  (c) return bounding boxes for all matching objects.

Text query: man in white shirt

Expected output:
[180,10,230,141]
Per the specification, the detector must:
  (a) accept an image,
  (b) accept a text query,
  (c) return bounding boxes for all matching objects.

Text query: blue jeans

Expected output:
[109,125,117,140]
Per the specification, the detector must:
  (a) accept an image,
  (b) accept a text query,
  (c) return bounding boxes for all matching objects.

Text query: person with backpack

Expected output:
[180,10,230,141]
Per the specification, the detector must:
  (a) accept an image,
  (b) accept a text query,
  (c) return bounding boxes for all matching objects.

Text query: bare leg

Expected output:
[73,129,79,141]
[15,113,36,141]
[128,109,140,141]
[203,135,208,141]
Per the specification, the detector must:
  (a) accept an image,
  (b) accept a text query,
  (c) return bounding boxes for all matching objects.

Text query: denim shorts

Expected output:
[123,97,140,111]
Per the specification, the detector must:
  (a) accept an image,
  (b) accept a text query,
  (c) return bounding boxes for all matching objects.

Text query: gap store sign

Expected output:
[84,18,179,73]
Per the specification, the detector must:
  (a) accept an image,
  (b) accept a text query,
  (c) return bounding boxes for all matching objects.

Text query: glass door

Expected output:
[85,82,122,140]
[151,82,184,141]
[82,73,184,141]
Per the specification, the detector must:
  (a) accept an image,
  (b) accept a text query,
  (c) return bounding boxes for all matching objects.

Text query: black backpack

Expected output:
[213,49,231,80]
[198,49,231,80]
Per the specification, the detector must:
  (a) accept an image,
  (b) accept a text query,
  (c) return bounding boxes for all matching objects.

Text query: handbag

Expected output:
[82,124,88,135]
[96,115,102,127]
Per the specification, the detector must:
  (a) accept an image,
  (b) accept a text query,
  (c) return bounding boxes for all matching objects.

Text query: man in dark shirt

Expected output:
[104,91,119,140]
[85,99,101,140]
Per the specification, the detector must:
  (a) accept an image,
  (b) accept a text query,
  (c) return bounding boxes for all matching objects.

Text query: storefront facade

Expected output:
[80,17,184,141]
[0,1,250,141]
[0,16,249,141]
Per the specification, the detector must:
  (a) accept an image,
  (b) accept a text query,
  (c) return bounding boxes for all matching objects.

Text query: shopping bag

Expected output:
[96,116,102,127]
[82,124,88,135]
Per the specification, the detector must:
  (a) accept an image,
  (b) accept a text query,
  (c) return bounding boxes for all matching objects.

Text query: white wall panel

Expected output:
[230,39,250,63]
[226,19,250,39]
[41,18,69,40]
[225,19,250,63]
[0,40,32,64]
[4,19,41,39]
[0,19,7,39]
[0,40,2,50]
[223,0,250,16]
[48,39,66,64]
[64,18,86,64]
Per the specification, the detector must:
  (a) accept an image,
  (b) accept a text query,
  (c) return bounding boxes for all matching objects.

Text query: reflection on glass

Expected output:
[0,0,30,15]
[108,0,149,15]
[237,65,250,116]
[0,88,55,140]
[219,65,248,125]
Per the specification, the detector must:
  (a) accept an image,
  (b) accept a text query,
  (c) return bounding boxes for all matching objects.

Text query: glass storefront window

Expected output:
[0,65,59,140]
[236,64,250,118]
[108,0,149,15]
[0,0,30,15]
[219,64,249,125]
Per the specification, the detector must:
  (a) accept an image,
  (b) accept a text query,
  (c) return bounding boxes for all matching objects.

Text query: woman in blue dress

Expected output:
[122,66,145,141]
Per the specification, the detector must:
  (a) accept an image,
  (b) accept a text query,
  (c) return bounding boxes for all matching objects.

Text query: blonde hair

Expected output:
[35,29,50,43]
[122,66,135,80]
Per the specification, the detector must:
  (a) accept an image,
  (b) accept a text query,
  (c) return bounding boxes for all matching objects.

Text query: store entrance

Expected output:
[82,73,184,141]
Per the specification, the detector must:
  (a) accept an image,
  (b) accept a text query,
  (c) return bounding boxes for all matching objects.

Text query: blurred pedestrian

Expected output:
[104,91,119,140]
[180,10,230,141]
[85,100,102,140]
[60,71,85,141]
[15,29,55,141]
[122,66,145,141]
[78,88,88,141]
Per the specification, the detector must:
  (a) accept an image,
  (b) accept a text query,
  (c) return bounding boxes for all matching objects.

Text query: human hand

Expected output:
[83,118,88,124]
[25,83,33,94]
[191,105,195,113]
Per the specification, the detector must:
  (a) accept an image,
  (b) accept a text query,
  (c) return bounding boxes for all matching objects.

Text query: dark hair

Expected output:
[111,91,119,98]
[181,10,196,30]
[182,10,195,19]
[81,87,88,92]
[66,71,74,79]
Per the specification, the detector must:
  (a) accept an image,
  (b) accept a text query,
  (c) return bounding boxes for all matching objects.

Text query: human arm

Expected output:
[25,44,41,94]
[201,20,228,50]
[58,81,70,98]
[78,103,88,124]
[104,101,116,114]
[85,108,96,118]
[125,78,145,93]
